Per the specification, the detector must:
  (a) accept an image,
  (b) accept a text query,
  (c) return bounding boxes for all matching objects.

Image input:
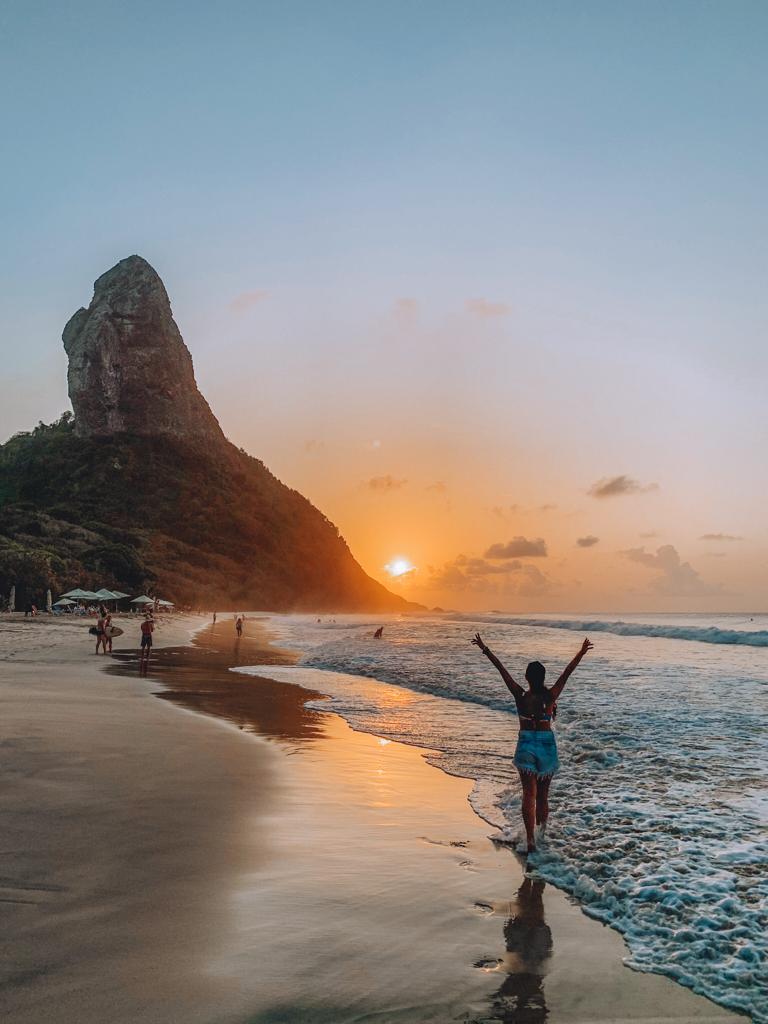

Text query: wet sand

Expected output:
[0,614,744,1023]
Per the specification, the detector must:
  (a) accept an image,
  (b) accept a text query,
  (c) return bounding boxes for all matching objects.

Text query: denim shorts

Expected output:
[514,730,560,778]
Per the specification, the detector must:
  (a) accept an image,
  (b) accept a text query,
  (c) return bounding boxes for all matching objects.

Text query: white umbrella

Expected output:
[54,598,76,607]
[130,595,155,605]
[110,590,130,599]
[94,588,120,600]
[8,586,15,613]
[62,588,100,600]
[156,599,175,607]
[46,589,53,613]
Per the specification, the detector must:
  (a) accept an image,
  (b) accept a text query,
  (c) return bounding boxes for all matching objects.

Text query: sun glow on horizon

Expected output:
[384,557,415,578]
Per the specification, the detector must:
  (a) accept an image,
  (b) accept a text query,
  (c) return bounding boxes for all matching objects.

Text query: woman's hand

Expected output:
[580,637,593,655]
[471,632,487,651]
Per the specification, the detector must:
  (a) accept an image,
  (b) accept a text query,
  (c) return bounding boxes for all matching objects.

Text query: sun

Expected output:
[384,557,415,578]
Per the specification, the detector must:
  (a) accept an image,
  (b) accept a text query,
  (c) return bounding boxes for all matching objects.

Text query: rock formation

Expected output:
[0,255,417,611]
[63,256,223,441]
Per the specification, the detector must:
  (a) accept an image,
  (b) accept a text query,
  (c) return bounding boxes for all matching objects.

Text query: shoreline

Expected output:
[0,613,745,1023]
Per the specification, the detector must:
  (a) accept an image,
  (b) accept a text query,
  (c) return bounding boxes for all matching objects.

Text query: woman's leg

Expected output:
[518,770,538,851]
[535,776,552,829]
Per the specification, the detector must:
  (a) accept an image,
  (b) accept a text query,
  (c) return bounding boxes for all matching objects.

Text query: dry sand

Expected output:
[0,614,744,1023]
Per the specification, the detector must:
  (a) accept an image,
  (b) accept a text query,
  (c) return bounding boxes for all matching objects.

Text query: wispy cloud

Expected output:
[622,544,720,596]
[589,475,658,499]
[426,481,448,494]
[229,289,268,313]
[700,533,743,542]
[490,504,521,520]
[576,535,600,548]
[485,536,548,558]
[365,475,407,493]
[490,503,556,519]
[466,297,510,317]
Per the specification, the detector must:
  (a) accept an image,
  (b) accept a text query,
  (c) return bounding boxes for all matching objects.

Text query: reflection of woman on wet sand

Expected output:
[472,633,593,852]
[489,877,552,1024]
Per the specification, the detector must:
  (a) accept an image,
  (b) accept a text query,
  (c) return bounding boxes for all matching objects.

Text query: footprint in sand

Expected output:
[418,836,470,848]
[473,957,503,971]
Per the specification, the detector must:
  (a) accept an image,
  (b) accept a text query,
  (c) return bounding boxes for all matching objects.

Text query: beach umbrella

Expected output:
[54,597,76,607]
[130,595,155,605]
[46,589,52,613]
[156,599,175,608]
[94,588,119,600]
[110,591,130,599]
[8,586,15,613]
[62,588,101,600]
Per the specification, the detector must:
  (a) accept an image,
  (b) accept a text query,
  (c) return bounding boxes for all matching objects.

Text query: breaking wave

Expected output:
[451,614,768,647]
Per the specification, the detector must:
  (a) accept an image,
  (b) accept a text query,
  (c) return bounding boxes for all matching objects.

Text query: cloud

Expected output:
[229,289,268,313]
[455,555,522,576]
[576,535,600,548]
[466,297,510,317]
[700,533,743,542]
[426,554,555,596]
[489,503,556,519]
[485,536,548,559]
[365,475,407,492]
[621,544,720,596]
[589,475,658,499]
[303,440,324,453]
[426,481,448,494]
[490,504,521,520]
[639,531,659,538]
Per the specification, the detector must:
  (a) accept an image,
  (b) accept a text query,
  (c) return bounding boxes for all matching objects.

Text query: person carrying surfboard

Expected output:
[95,610,109,655]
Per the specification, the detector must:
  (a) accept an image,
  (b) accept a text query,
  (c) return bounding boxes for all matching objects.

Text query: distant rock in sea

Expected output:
[0,256,419,612]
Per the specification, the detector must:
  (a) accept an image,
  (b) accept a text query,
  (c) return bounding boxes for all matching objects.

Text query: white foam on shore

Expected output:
[234,612,768,1022]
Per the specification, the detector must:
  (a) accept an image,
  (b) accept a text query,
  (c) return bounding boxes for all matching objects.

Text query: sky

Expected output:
[1,0,766,611]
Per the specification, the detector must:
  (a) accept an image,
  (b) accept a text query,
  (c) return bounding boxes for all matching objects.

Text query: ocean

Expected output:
[234,612,768,1022]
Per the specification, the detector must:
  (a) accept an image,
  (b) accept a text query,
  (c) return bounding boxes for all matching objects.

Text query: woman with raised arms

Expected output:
[471,633,593,853]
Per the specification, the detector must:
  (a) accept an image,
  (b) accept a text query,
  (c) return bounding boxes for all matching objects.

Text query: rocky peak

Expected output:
[63,255,224,441]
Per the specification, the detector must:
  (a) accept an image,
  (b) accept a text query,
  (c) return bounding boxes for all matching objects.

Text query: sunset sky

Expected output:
[1,1,766,611]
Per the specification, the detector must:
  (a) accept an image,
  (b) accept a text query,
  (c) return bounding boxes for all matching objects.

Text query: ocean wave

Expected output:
[451,614,768,647]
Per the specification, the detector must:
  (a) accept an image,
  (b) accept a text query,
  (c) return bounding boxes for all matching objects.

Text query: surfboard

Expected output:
[105,626,124,638]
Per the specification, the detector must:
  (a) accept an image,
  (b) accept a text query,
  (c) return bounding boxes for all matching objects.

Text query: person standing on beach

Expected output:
[95,610,109,655]
[139,613,154,665]
[235,615,243,637]
[472,633,593,853]
[213,611,217,625]
[104,612,113,655]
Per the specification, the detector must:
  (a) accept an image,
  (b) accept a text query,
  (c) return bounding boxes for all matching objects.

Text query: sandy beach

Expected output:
[0,614,745,1023]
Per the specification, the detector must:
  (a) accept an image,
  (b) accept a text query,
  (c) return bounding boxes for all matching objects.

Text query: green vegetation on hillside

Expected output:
[0,413,411,611]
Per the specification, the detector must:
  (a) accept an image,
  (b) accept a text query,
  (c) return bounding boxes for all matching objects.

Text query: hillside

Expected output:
[0,258,418,612]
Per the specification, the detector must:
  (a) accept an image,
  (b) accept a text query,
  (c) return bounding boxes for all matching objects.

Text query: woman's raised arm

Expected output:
[471,632,523,697]
[550,638,593,701]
